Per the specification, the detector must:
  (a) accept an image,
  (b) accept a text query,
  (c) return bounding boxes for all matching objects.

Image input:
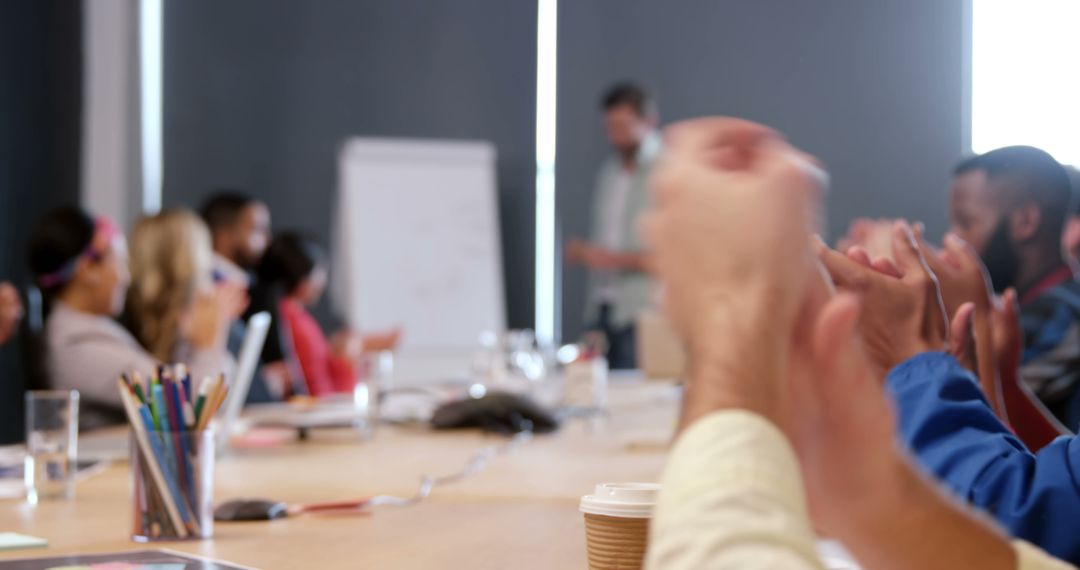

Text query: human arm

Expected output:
[911,228,1006,418]
[50,327,160,413]
[566,239,649,272]
[993,288,1069,449]
[887,351,1080,563]
[283,302,349,396]
[0,282,23,345]
[360,328,402,353]
[642,116,829,568]
[647,410,825,569]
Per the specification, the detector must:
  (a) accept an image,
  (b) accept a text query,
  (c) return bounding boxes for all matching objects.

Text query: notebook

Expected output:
[0,549,253,569]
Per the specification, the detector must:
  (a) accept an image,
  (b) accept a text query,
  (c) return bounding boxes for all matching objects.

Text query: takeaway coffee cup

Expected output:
[579,483,659,570]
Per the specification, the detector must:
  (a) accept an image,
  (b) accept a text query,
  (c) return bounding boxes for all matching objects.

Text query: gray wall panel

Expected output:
[163,0,537,329]
[558,0,966,341]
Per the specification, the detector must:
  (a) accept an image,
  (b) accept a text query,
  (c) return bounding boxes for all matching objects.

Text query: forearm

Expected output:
[888,352,1080,561]
[974,312,1008,420]
[679,302,787,433]
[838,463,1015,570]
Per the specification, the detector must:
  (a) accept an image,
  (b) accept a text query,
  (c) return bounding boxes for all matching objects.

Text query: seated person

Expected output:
[643,117,1068,569]
[949,147,1080,427]
[123,208,242,372]
[27,207,233,429]
[200,191,277,403]
[0,281,21,345]
[200,191,271,287]
[818,220,1080,563]
[251,232,399,397]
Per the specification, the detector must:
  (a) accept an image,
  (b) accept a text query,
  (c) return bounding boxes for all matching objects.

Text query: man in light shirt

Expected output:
[567,82,659,368]
[641,117,1072,569]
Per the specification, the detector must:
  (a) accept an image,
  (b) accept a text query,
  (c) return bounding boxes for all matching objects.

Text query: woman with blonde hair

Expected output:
[124,209,242,380]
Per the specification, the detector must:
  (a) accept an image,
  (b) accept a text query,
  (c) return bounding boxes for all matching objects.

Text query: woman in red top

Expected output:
[255,232,399,397]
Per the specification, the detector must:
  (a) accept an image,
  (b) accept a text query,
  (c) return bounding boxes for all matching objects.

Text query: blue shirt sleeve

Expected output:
[886,352,1080,564]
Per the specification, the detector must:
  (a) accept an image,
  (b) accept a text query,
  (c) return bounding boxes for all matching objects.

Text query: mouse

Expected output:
[430,391,559,434]
[214,498,289,521]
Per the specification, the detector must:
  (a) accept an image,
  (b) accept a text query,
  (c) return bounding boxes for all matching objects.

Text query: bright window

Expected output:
[534,0,558,346]
[972,0,1080,166]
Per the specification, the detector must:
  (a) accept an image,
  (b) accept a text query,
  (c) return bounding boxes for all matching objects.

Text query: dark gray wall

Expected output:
[0,0,82,443]
[163,0,537,328]
[558,0,967,341]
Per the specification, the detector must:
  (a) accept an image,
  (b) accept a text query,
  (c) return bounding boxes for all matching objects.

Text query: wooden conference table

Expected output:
[0,377,679,569]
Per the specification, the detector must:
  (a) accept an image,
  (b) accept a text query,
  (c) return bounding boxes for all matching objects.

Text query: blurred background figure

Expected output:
[200,191,272,287]
[123,209,242,371]
[947,146,1080,427]
[200,191,279,403]
[565,82,659,369]
[0,282,22,345]
[251,231,400,398]
[28,207,132,427]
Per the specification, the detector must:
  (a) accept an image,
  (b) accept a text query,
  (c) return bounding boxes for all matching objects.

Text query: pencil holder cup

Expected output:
[130,429,215,541]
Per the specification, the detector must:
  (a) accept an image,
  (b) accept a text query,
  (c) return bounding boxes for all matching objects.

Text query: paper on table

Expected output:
[0,532,47,552]
[817,540,862,569]
[0,480,22,500]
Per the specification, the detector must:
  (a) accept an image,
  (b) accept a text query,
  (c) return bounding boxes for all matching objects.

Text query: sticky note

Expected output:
[0,531,48,551]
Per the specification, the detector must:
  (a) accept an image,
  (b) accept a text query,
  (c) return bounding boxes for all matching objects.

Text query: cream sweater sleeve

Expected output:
[646,410,826,569]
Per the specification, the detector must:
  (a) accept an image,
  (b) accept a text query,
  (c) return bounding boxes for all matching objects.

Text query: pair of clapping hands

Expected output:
[645,117,1021,570]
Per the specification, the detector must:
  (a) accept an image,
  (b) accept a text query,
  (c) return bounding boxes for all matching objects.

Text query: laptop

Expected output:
[216,311,271,443]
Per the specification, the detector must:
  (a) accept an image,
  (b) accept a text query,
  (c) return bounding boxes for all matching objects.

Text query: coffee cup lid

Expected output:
[579,482,659,518]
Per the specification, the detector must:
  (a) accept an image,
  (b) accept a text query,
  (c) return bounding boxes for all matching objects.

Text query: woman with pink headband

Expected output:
[27,207,234,429]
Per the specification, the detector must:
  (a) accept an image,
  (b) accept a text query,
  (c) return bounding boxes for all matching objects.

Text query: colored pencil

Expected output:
[193,376,211,423]
[116,380,188,537]
[168,379,196,501]
[138,404,196,533]
[176,363,191,400]
[196,376,222,431]
[151,384,179,485]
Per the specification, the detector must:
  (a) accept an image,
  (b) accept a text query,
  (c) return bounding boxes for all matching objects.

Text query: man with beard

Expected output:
[201,192,272,286]
[565,82,660,369]
[949,146,1080,427]
[201,191,279,402]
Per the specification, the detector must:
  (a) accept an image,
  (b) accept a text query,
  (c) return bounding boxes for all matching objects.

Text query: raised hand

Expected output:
[817,222,948,379]
[641,116,825,430]
[911,227,1004,415]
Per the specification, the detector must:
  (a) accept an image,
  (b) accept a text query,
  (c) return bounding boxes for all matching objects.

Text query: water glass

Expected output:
[354,350,393,439]
[25,390,79,504]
